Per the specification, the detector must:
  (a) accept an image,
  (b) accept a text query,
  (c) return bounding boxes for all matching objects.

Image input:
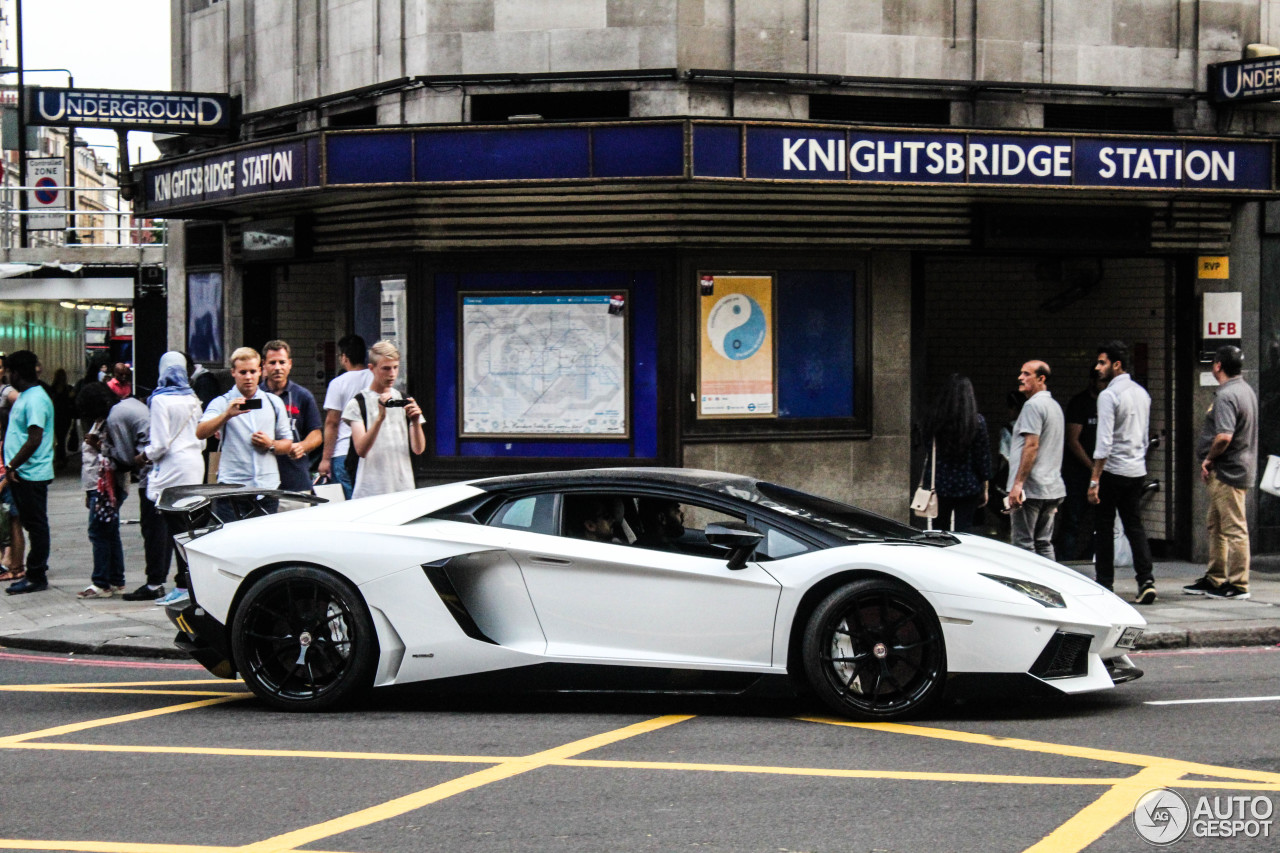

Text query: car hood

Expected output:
[942,533,1114,598]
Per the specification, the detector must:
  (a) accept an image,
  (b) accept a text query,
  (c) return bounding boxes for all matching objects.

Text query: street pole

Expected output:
[15,0,25,249]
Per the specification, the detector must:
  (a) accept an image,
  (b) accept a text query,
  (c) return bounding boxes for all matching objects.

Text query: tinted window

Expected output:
[489,494,557,535]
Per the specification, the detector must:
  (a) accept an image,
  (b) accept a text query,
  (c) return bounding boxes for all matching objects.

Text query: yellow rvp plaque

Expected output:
[1197,256,1229,279]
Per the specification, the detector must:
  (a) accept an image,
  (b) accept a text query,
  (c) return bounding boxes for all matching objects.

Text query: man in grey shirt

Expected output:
[1007,360,1067,559]
[1186,345,1258,600]
[1088,340,1155,603]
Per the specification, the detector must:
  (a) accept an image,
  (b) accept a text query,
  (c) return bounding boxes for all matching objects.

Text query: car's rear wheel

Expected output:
[231,566,378,711]
[802,578,946,721]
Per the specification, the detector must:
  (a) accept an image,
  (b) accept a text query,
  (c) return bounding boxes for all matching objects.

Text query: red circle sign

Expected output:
[33,176,59,205]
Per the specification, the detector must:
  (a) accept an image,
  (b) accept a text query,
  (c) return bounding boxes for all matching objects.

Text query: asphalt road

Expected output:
[2,646,1278,853]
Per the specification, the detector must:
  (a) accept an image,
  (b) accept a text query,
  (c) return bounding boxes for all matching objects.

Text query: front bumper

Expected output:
[166,601,235,679]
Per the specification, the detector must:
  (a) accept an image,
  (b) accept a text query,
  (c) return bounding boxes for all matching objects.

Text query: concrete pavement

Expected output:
[0,471,1278,660]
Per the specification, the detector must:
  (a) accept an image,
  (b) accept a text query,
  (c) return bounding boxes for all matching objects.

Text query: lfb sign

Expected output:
[1204,292,1243,339]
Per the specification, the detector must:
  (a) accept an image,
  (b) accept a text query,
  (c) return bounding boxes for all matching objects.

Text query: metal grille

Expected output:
[1029,631,1092,680]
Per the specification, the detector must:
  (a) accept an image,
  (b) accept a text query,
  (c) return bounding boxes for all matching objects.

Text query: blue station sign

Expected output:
[137,121,1275,214]
[28,87,236,133]
[1209,56,1280,104]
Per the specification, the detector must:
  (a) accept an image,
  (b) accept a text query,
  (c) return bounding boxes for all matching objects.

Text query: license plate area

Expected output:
[1116,626,1143,649]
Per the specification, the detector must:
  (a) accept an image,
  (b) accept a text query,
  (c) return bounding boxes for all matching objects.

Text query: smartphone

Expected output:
[1001,495,1013,514]
[240,398,263,410]
[382,398,409,408]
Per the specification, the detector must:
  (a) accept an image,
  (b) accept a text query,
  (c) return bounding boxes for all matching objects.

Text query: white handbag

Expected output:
[911,440,939,520]
[1261,455,1280,498]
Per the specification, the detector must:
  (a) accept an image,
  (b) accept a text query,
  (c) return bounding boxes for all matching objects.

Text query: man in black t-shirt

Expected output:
[1055,370,1103,561]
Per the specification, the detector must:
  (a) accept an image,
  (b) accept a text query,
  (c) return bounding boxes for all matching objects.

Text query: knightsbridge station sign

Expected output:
[27,87,235,132]
[136,121,1275,214]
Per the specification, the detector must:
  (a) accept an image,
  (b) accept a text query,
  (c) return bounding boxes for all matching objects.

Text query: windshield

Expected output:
[711,479,953,544]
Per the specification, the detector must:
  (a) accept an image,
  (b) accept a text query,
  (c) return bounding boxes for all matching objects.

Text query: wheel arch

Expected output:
[222,560,358,648]
[784,567,936,680]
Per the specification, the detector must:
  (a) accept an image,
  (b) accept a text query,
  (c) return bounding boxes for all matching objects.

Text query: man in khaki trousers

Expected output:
[1186,345,1258,600]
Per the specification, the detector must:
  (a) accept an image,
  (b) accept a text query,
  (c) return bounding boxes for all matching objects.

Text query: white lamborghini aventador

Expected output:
[161,468,1146,720]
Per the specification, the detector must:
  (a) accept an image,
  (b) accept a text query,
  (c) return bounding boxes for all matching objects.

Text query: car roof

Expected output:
[472,467,759,494]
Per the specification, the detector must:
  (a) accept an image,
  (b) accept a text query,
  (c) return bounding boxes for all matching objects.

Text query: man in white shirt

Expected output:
[318,334,372,500]
[343,340,425,499]
[1087,340,1156,604]
[196,347,293,489]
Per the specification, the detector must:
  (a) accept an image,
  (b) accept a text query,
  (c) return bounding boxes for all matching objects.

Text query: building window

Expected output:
[809,95,951,126]
[354,274,408,386]
[1043,104,1175,133]
[327,105,378,128]
[469,91,631,122]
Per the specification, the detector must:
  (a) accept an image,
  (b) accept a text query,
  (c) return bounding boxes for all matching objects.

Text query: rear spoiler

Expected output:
[158,484,328,539]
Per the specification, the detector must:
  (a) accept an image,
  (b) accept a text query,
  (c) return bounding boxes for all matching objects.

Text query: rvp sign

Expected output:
[1203,292,1242,339]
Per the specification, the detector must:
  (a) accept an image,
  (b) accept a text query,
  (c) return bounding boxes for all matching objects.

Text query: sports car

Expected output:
[161,468,1146,720]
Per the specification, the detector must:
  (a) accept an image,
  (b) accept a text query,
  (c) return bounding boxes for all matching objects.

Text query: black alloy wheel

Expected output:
[231,566,378,711]
[802,578,947,721]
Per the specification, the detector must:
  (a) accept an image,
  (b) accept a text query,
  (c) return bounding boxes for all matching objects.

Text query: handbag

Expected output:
[911,439,939,519]
[1261,455,1280,498]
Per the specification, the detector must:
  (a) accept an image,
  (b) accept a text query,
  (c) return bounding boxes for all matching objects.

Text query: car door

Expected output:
[491,491,783,667]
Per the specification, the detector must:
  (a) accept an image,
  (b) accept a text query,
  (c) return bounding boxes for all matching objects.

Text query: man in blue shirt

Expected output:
[196,347,292,489]
[262,340,323,492]
[3,351,56,595]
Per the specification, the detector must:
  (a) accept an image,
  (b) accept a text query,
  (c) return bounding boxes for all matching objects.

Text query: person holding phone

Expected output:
[196,347,292,489]
[343,341,424,499]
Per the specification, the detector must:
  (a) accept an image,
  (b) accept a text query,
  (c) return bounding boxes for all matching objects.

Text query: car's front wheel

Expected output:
[801,578,946,721]
[231,566,379,711]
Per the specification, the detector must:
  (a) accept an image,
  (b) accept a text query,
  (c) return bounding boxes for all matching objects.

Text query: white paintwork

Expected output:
[182,477,1146,700]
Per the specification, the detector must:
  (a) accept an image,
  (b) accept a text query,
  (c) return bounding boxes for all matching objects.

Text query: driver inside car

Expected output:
[571,496,626,543]
[635,498,686,550]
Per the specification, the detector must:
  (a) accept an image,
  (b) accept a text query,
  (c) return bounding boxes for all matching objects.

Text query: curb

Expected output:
[1136,625,1280,650]
[0,634,190,660]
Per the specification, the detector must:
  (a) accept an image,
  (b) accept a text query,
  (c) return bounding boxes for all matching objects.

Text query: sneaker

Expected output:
[112,585,127,593]
[77,585,113,599]
[1182,577,1217,595]
[1134,584,1158,605]
[121,584,164,602]
[1206,583,1251,601]
[155,587,189,606]
[6,578,49,595]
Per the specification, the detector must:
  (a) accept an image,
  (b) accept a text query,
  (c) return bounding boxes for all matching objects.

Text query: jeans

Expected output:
[139,492,174,587]
[9,479,50,583]
[937,493,982,533]
[88,491,127,590]
[1011,497,1063,560]
[337,453,356,500]
[1094,471,1154,591]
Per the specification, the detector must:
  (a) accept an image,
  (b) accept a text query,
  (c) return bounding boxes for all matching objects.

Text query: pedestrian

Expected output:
[1087,341,1156,604]
[0,356,24,581]
[107,363,133,400]
[50,368,76,471]
[1185,344,1258,600]
[3,350,56,595]
[75,382,126,599]
[261,340,324,492]
[196,347,292,488]
[921,374,991,533]
[318,334,372,499]
[124,351,206,604]
[1055,369,1104,561]
[1006,360,1067,559]
[343,341,425,499]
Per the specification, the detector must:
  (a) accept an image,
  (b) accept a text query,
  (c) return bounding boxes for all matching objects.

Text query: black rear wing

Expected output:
[158,484,328,540]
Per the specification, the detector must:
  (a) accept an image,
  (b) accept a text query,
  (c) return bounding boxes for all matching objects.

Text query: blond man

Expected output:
[343,341,424,499]
[196,347,293,488]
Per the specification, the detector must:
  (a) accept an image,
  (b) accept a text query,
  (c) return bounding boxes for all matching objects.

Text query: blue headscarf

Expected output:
[148,351,194,402]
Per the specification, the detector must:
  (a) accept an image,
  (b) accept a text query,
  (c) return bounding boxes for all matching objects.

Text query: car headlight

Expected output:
[980,573,1066,608]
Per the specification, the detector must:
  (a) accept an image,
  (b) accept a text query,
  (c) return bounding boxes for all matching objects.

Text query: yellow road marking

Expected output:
[0,844,350,853]
[0,680,234,690]
[0,695,247,745]
[6,742,517,764]
[0,688,244,696]
[801,716,1280,784]
[240,714,694,852]
[1023,766,1187,853]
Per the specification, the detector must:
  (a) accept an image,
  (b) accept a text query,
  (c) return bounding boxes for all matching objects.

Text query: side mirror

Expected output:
[705,521,765,571]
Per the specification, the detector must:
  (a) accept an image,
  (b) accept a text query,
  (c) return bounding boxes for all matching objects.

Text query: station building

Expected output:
[142,1,1280,561]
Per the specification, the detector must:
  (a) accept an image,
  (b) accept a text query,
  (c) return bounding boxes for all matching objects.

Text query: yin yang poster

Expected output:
[698,274,776,418]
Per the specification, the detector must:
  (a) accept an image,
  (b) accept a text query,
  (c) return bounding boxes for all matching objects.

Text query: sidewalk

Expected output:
[1,471,1279,660]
